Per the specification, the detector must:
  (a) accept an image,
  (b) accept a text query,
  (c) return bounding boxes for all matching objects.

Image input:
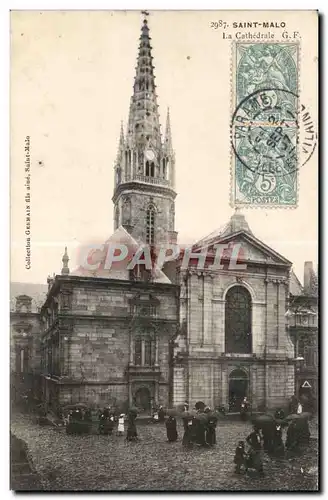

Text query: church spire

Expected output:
[126,17,161,149]
[112,14,178,247]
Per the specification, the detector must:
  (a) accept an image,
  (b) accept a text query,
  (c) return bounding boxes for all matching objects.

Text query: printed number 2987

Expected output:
[210,21,228,29]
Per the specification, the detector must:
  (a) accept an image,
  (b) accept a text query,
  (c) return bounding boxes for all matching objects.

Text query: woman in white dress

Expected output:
[117,414,125,436]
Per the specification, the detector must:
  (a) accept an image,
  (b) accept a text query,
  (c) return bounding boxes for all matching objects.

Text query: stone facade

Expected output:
[287,261,318,410]
[173,214,296,411]
[10,293,44,403]
[9,18,318,416]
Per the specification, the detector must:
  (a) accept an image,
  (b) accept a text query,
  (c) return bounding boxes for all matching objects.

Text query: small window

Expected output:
[144,339,152,366]
[135,339,142,365]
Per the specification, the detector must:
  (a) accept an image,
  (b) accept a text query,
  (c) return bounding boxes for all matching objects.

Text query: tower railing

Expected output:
[134,174,170,186]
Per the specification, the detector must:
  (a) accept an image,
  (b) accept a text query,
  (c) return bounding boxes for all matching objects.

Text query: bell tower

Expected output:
[112,17,177,246]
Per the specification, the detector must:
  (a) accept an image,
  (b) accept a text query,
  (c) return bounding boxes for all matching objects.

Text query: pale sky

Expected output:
[11,10,318,284]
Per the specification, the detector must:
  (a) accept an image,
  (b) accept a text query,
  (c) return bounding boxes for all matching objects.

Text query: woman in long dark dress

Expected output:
[182,417,194,447]
[194,417,206,446]
[166,416,178,442]
[272,424,284,457]
[126,414,138,441]
[205,415,217,446]
[240,397,249,421]
[158,406,165,423]
[246,426,264,475]
[286,420,299,452]
[74,409,83,435]
[83,409,93,434]
[261,421,275,454]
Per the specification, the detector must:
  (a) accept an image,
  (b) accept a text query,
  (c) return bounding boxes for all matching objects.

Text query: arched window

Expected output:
[162,158,166,178]
[134,334,155,366]
[225,286,252,353]
[145,161,150,177]
[150,162,155,177]
[146,205,155,245]
[134,338,142,365]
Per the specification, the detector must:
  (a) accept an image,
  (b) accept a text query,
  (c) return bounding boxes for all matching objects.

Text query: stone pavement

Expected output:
[10,432,43,491]
[10,412,318,491]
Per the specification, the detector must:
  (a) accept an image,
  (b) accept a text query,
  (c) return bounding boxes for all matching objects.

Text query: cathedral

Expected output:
[10,18,318,415]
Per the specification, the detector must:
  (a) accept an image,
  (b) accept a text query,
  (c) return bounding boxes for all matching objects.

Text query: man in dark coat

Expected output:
[99,408,111,435]
[240,397,249,421]
[166,416,178,442]
[158,406,165,423]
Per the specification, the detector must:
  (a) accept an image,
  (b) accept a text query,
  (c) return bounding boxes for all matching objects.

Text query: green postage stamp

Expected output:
[231,43,300,208]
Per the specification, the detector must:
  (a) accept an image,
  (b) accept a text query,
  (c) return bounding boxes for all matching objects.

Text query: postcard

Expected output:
[10,10,318,491]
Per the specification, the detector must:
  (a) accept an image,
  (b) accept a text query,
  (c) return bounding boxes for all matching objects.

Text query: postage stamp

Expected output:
[231,42,300,208]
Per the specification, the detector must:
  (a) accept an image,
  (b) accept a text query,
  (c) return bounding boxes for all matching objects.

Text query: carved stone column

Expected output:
[155,337,159,366]
[129,335,134,365]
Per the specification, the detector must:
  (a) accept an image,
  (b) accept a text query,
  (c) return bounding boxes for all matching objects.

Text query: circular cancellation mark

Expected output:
[231,87,317,179]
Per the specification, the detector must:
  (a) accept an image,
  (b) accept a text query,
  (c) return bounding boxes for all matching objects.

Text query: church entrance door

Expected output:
[228,369,248,412]
[134,387,151,413]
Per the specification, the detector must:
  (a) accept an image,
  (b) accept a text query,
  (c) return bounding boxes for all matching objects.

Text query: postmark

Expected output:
[230,42,316,208]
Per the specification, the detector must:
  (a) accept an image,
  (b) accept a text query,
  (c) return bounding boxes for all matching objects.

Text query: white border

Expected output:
[3,2,324,499]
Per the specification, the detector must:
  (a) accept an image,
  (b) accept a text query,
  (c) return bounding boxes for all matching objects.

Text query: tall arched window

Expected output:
[225,286,252,353]
[115,205,120,229]
[146,205,155,245]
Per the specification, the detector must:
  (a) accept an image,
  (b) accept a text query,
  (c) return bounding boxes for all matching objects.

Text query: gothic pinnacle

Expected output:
[61,246,70,275]
[164,107,173,152]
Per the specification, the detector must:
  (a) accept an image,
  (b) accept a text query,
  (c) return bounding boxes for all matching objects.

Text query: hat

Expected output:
[120,413,125,417]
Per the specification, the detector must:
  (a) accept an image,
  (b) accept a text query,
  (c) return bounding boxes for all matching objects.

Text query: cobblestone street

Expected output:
[11,412,318,491]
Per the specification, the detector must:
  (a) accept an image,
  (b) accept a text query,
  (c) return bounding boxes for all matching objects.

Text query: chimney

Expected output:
[304,261,313,294]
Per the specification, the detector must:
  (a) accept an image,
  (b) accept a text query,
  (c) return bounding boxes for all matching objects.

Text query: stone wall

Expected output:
[42,276,178,410]
[116,188,176,245]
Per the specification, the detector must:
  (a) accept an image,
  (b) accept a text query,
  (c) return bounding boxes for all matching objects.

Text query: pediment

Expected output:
[72,226,171,284]
[206,231,291,266]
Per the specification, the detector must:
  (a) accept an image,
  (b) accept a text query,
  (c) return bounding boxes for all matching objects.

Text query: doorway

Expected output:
[229,369,248,412]
[134,387,151,413]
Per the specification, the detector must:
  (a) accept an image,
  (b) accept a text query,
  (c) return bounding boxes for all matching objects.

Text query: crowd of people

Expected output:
[65,406,139,441]
[233,410,312,476]
[63,398,312,478]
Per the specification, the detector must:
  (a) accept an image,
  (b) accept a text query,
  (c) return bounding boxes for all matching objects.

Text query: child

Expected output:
[117,414,125,436]
[234,441,246,474]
